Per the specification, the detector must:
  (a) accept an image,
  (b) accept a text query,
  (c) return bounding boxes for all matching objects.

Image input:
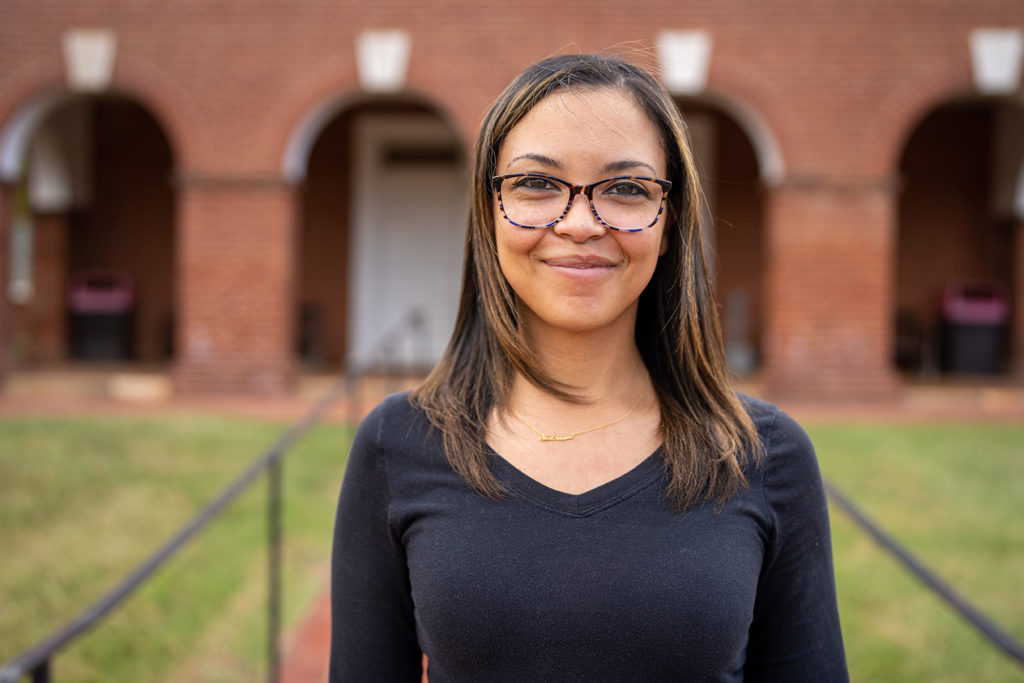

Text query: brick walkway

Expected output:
[281,587,332,683]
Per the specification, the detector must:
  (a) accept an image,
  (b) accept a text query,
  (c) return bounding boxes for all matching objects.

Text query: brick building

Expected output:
[0,1,1022,399]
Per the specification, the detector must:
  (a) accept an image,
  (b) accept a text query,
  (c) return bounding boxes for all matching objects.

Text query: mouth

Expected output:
[542,255,618,269]
[540,255,619,283]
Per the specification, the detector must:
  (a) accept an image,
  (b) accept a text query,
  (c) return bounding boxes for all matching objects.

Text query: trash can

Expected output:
[939,281,1009,374]
[67,270,134,360]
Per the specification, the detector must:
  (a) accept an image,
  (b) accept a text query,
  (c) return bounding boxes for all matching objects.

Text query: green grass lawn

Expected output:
[808,421,1024,682]
[0,414,351,682]
[0,415,1022,681]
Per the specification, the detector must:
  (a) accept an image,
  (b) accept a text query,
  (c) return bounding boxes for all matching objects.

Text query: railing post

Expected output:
[30,659,49,683]
[268,458,283,683]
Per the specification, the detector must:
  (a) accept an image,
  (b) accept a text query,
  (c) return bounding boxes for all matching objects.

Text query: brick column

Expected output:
[173,175,297,395]
[0,183,10,388]
[762,179,901,400]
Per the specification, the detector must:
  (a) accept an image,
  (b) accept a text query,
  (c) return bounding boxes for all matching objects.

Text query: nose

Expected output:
[552,193,606,242]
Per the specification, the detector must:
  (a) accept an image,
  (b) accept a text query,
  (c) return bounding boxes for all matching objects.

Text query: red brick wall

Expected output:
[0,1,1021,397]
[173,181,296,394]
[764,182,901,398]
[1,2,1001,180]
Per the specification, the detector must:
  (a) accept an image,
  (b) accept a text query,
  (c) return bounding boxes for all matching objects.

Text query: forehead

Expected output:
[496,87,666,176]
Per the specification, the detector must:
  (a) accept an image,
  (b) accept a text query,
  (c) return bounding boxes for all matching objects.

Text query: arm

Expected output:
[330,403,422,681]
[745,410,849,682]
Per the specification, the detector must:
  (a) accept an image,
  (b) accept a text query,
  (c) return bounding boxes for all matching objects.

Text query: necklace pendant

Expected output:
[540,433,575,442]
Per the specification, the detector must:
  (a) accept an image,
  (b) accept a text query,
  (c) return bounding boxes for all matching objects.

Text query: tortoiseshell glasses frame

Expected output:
[491,172,673,233]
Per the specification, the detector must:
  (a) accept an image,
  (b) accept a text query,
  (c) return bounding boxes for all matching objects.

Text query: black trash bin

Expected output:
[67,270,135,360]
[939,281,1009,374]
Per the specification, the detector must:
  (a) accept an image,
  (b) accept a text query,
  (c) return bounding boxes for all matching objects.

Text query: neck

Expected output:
[518,313,647,404]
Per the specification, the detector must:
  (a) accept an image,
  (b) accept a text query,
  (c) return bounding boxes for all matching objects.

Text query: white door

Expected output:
[349,114,466,370]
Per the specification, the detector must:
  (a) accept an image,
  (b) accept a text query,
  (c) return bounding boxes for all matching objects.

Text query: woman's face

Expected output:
[493,87,669,339]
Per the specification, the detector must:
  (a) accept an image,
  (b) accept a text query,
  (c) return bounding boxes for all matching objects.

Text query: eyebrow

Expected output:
[505,153,562,170]
[604,159,660,176]
[504,153,660,177]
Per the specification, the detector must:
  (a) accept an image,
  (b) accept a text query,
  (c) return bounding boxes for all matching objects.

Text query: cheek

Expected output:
[495,221,544,272]
[619,232,664,272]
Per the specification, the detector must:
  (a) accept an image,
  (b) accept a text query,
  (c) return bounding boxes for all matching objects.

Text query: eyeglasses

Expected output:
[492,173,672,233]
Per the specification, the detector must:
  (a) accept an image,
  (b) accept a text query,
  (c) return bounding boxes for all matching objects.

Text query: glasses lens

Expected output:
[499,175,666,230]
[591,177,666,230]
[499,175,570,228]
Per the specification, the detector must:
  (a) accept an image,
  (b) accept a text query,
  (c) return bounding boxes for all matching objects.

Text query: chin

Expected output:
[530,306,636,337]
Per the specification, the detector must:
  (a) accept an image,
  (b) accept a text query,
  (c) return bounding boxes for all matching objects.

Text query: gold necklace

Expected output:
[510,391,645,442]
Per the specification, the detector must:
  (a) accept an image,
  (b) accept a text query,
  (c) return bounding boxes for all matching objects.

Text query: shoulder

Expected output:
[349,390,446,473]
[355,390,430,441]
[364,389,420,422]
[348,391,431,465]
[738,394,822,499]
[740,394,815,461]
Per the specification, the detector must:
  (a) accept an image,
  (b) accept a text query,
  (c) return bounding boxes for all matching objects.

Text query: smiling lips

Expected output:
[540,255,619,283]
[543,255,617,269]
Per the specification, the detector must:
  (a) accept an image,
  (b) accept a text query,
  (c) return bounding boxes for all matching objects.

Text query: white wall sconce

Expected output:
[969,28,1023,95]
[356,30,411,93]
[657,30,713,94]
[62,28,117,93]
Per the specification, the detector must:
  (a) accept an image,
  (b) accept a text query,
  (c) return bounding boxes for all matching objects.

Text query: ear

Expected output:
[659,229,669,256]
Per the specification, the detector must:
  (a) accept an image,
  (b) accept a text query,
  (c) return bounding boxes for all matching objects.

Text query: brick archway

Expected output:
[870,60,976,178]
[0,50,214,390]
[0,51,208,182]
[0,89,179,371]
[283,91,469,373]
[674,94,775,378]
[894,97,1024,378]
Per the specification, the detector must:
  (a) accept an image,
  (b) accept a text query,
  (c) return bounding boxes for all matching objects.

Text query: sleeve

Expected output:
[329,402,423,682]
[744,409,850,682]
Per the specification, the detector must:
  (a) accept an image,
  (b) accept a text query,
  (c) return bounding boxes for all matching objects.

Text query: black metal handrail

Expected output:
[0,308,428,683]
[824,480,1024,667]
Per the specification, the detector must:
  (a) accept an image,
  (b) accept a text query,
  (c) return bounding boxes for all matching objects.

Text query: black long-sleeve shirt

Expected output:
[331,392,848,681]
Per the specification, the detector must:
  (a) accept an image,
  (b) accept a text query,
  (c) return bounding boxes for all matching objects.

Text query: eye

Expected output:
[600,179,652,198]
[511,175,559,192]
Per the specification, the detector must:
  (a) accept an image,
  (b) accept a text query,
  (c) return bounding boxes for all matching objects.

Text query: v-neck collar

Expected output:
[487,448,665,517]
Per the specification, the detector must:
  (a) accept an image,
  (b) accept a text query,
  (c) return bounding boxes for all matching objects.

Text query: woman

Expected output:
[331,54,847,681]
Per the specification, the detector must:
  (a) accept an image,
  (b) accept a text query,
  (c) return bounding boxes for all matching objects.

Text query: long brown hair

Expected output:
[412,54,762,509]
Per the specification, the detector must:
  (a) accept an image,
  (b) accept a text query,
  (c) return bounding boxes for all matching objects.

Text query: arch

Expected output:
[0,88,76,184]
[683,52,804,183]
[872,59,976,176]
[0,50,208,185]
[281,88,468,184]
[1,85,183,208]
[686,89,786,185]
[102,54,202,169]
[2,90,179,366]
[281,91,361,185]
